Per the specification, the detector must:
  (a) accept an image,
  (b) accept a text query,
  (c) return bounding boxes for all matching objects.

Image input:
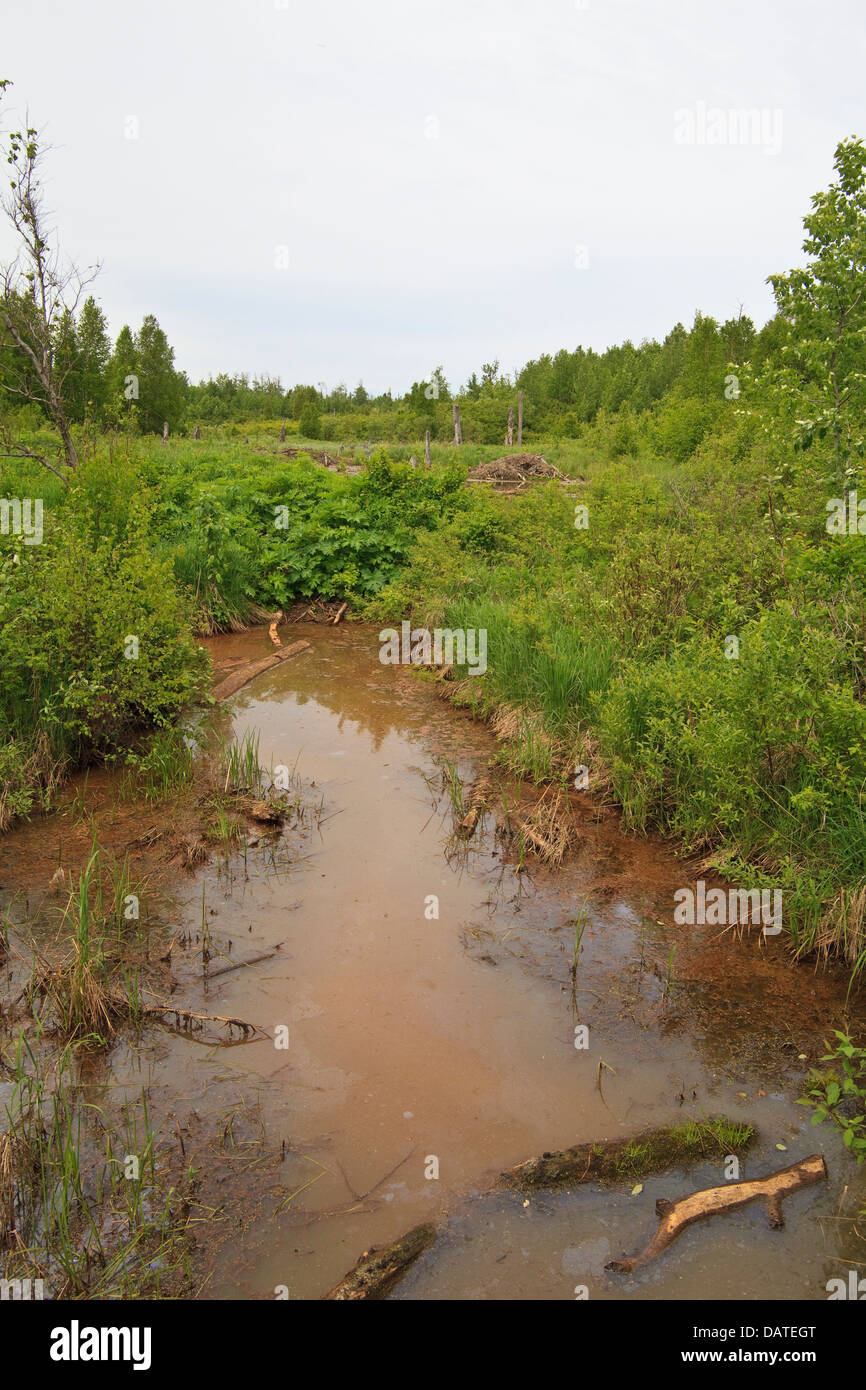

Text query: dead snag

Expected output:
[323,1223,437,1300]
[606,1153,827,1275]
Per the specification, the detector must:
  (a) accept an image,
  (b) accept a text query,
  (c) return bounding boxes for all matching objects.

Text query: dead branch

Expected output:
[205,950,278,981]
[606,1153,827,1274]
[123,995,271,1047]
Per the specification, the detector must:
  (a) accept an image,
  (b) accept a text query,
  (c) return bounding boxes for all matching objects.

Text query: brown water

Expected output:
[3,623,863,1300]
[190,627,864,1298]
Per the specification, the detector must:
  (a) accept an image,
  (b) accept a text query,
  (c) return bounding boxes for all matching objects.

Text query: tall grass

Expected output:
[1,1035,191,1296]
[444,597,615,732]
[28,844,150,1042]
[121,725,195,803]
[220,729,262,795]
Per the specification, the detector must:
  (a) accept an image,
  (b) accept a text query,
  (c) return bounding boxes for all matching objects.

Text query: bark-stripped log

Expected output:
[606,1153,827,1274]
[211,640,310,702]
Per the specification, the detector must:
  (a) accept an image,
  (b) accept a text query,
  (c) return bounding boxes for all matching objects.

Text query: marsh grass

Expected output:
[27,845,151,1043]
[0,1036,193,1296]
[440,758,466,818]
[220,729,262,795]
[121,725,195,803]
[568,899,590,983]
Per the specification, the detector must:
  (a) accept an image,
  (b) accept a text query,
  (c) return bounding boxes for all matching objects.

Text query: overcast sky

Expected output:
[2,0,863,394]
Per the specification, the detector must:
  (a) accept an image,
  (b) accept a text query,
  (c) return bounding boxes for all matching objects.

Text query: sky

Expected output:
[1,0,863,395]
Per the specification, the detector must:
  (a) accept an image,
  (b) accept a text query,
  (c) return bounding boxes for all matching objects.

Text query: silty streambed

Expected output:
[2,623,862,1299]
[198,625,863,1299]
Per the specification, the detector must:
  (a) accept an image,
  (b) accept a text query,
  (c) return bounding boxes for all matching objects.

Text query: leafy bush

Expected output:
[801,1032,866,1161]
[0,462,208,822]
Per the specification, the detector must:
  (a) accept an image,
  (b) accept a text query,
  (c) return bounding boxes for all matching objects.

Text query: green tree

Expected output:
[134,314,185,433]
[76,296,111,421]
[105,324,140,428]
[767,136,866,488]
[299,402,320,438]
[291,384,320,416]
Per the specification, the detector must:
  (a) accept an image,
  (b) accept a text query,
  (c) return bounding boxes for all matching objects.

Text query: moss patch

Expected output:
[499,1118,755,1190]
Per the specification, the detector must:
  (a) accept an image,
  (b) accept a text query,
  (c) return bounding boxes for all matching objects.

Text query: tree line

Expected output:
[0,289,791,446]
[0,75,862,472]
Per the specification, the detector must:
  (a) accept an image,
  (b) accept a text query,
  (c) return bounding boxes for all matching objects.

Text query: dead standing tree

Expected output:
[0,97,98,482]
[452,402,462,445]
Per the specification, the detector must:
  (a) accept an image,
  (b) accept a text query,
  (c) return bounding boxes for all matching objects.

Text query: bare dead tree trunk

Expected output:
[193,423,201,440]
[452,403,462,446]
[280,419,286,444]
[56,413,79,469]
[517,390,524,446]
[424,429,431,468]
[162,421,169,445]
[0,117,98,474]
[506,405,514,447]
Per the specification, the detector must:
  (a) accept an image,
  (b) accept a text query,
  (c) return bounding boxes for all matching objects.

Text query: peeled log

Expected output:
[606,1153,827,1275]
[211,640,310,701]
[323,1223,436,1300]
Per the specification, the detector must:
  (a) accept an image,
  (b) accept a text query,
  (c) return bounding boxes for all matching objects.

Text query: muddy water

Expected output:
[157,624,856,1301]
[3,622,862,1300]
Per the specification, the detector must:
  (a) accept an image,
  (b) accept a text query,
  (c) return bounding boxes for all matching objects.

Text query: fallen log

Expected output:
[499,1121,755,1190]
[323,1223,436,1300]
[325,1120,756,1300]
[211,640,310,701]
[606,1153,827,1275]
[332,602,347,625]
